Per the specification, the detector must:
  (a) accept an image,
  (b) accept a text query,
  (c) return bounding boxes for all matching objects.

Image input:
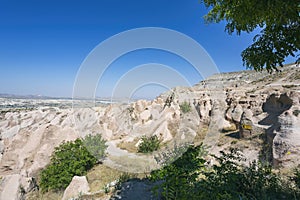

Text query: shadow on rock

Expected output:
[110,178,162,200]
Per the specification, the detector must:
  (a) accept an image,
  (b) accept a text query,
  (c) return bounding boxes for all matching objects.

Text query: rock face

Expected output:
[0,174,23,200]
[273,105,300,168]
[239,111,254,138]
[62,176,90,200]
[0,105,104,199]
[0,64,300,198]
[159,64,300,166]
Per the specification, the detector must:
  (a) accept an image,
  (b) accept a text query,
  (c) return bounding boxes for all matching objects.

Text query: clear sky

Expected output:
[0,0,291,98]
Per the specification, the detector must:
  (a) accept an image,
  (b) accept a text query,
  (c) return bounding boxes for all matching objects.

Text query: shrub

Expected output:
[195,149,294,200]
[150,145,206,199]
[180,101,191,113]
[138,135,160,153]
[82,134,107,162]
[151,147,299,200]
[294,168,300,189]
[39,135,107,192]
[115,173,137,190]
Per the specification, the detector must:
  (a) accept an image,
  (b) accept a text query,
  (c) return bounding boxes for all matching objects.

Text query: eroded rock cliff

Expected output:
[0,64,300,199]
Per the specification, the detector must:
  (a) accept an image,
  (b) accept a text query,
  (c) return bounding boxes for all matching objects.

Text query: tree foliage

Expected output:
[150,145,206,199]
[294,168,300,189]
[138,135,160,153]
[82,134,107,162]
[39,134,107,192]
[151,146,300,200]
[202,0,300,71]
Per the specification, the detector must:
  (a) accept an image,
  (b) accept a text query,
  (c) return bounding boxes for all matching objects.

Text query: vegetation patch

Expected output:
[194,126,208,146]
[82,134,107,162]
[180,101,191,113]
[138,135,160,153]
[115,173,138,190]
[25,190,64,200]
[39,134,107,192]
[87,164,123,193]
[294,168,300,189]
[150,146,300,200]
[150,145,206,199]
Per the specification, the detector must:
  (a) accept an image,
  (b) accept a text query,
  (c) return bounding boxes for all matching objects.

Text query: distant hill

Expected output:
[0,93,63,99]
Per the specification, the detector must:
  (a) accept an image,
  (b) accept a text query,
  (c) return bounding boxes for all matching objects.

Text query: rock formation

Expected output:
[62,176,90,200]
[0,64,300,198]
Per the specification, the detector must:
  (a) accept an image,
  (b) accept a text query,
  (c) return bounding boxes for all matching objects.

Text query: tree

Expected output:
[202,0,300,71]
[82,134,107,162]
[39,134,108,192]
[150,147,299,199]
[150,145,206,199]
[39,139,97,192]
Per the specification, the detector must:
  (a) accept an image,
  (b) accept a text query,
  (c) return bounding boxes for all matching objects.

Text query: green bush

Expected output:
[180,101,191,113]
[294,169,300,189]
[150,145,206,199]
[196,149,297,200]
[138,135,160,153]
[82,134,107,162]
[151,146,299,200]
[39,135,107,192]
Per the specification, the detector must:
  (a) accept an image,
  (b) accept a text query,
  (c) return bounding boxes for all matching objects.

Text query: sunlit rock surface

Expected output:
[1,64,300,198]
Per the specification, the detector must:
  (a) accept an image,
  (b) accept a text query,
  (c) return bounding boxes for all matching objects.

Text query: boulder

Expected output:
[231,104,243,122]
[153,121,173,143]
[140,110,151,122]
[273,109,300,168]
[20,177,38,193]
[222,122,237,132]
[0,174,23,200]
[239,111,253,138]
[62,176,90,200]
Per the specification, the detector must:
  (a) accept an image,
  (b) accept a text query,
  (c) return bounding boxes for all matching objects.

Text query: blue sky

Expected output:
[0,0,290,98]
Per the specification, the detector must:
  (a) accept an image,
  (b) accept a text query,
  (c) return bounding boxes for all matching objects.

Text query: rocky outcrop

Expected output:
[273,107,300,167]
[0,64,300,198]
[239,110,254,138]
[0,107,101,199]
[62,176,90,200]
[0,174,23,200]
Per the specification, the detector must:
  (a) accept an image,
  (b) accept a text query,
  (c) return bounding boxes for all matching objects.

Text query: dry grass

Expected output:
[87,164,124,193]
[216,130,263,152]
[168,121,180,137]
[25,190,63,200]
[117,138,139,153]
[107,154,159,174]
[87,164,146,192]
[26,164,142,199]
[80,192,111,200]
[194,125,208,146]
